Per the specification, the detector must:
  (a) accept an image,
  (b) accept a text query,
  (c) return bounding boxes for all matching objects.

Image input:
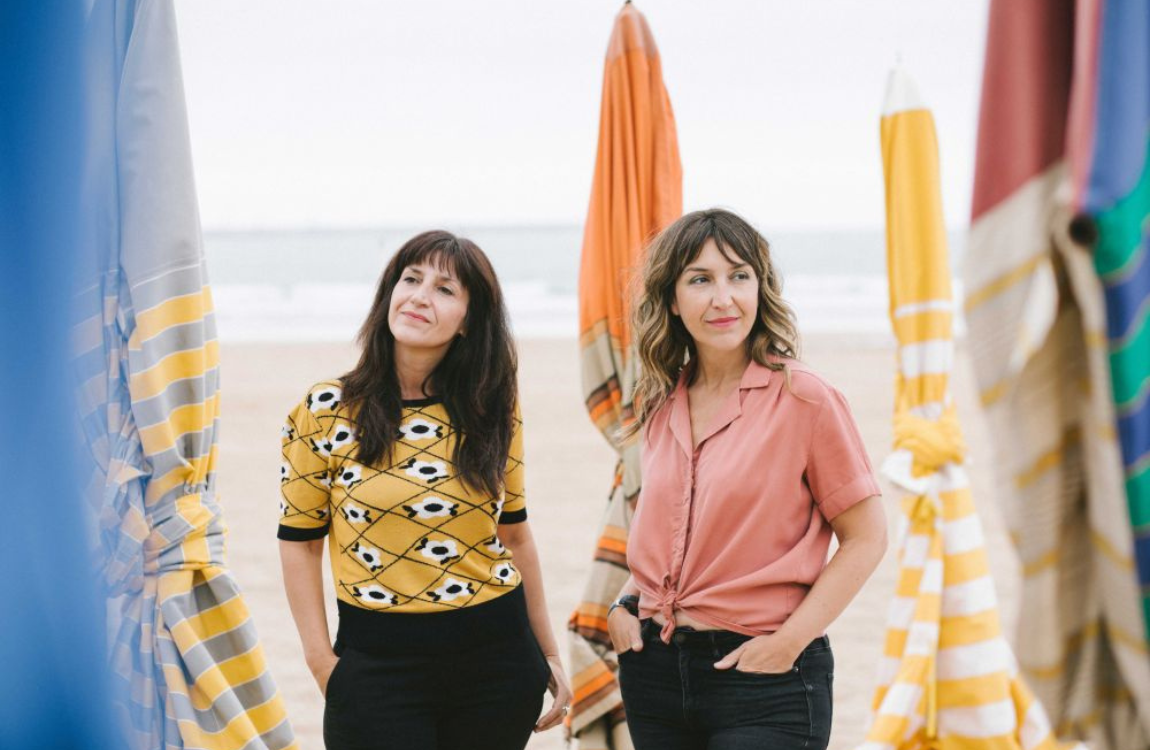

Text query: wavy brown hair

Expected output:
[341,230,517,498]
[625,208,800,439]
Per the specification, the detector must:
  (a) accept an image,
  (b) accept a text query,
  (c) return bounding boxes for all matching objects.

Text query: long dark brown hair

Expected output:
[342,230,517,498]
[623,208,800,440]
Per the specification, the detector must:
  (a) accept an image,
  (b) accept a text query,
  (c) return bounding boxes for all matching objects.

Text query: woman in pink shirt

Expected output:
[607,209,888,749]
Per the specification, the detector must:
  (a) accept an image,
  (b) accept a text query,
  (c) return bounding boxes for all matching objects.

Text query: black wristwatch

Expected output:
[608,594,640,618]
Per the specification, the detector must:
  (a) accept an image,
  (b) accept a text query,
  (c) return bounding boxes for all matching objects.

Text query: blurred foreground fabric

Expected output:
[72,0,296,747]
[964,1,1150,747]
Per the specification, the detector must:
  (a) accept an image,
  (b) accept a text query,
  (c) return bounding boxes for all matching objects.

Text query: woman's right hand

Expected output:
[607,607,643,655]
[307,650,340,696]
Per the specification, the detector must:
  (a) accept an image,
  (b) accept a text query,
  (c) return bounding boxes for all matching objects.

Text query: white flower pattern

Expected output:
[418,538,460,565]
[403,497,457,519]
[307,386,341,413]
[398,418,442,441]
[351,542,384,572]
[352,585,397,607]
[429,578,474,603]
[340,502,371,524]
[403,459,448,483]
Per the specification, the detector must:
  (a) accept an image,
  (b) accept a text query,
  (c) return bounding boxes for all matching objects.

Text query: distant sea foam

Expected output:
[206,226,966,343]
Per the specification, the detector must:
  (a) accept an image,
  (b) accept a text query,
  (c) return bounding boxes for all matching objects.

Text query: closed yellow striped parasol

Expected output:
[858,66,1080,750]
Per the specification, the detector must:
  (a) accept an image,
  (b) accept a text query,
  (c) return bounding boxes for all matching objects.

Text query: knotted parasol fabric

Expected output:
[858,66,1081,750]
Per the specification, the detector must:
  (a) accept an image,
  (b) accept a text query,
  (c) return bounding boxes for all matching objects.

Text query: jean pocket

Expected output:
[730,665,799,679]
[325,650,353,703]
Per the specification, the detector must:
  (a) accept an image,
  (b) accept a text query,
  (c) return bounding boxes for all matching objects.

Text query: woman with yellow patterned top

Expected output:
[278,230,572,750]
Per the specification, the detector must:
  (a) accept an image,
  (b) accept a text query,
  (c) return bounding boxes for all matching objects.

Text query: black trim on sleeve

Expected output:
[498,508,527,525]
[277,523,330,541]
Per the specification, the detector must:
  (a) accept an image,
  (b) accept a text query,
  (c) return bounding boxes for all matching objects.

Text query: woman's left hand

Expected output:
[713,633,803,674]
[534,654,574,732]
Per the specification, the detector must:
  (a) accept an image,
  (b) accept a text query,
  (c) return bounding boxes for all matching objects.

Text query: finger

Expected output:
[534,703,566,732]
[713,645,744,670]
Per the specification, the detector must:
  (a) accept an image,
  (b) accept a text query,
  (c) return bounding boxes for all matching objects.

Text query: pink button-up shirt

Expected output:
[627,357,880,642]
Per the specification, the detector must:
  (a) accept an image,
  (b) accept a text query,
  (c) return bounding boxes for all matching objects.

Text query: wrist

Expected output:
[608,594,640,619]
[769,626,809,655]
[303,645,336,667]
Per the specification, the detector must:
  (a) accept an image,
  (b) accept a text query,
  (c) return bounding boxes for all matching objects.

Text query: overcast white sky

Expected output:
[175,0,989,231]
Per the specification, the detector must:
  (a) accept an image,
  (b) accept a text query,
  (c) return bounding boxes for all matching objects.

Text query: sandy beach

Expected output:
[218,333,1019,750]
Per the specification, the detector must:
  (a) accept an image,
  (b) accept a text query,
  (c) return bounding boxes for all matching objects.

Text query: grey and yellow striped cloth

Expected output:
[73,1,296,747]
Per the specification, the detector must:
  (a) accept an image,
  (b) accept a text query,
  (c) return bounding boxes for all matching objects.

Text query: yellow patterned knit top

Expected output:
[278,380,526,612]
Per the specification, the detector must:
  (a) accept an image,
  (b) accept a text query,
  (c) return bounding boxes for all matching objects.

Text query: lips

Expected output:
[402,311,430,324]
[706,317,739,327]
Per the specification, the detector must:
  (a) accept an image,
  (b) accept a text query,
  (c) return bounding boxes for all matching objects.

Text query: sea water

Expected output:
[206,226,966,343]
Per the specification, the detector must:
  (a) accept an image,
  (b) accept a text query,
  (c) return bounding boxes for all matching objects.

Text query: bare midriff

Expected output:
[652,609,719,631]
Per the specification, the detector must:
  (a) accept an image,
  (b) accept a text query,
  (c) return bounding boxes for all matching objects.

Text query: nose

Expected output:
[711,280,734,308]
[410,281,432,306]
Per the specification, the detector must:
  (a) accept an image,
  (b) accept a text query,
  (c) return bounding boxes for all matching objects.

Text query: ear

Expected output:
[670,299,680,317]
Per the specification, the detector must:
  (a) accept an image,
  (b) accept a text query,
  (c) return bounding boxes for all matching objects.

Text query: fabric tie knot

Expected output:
[655,591,678,643]
[892,406,966,476]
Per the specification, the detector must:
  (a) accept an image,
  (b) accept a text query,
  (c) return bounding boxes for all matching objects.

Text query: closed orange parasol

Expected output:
[567,2,682,747]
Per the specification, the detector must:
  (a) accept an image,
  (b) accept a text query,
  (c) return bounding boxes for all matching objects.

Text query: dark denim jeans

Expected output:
[618,620,833,750]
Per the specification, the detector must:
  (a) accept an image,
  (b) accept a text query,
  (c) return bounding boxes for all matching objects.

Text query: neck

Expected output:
[393,343,447,400]
[691,344,750,391]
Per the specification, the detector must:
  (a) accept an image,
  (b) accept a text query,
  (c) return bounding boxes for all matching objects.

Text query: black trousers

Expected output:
[323,588,551,750]
[618,620,834,750]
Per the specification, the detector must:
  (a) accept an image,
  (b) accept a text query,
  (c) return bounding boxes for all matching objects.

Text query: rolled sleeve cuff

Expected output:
[817,475,881,521]
[277,523,330,541]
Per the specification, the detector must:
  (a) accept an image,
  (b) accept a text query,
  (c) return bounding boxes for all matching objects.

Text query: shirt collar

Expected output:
[673,357,775,394]
[738,358,773,390]
[667,357,775,456]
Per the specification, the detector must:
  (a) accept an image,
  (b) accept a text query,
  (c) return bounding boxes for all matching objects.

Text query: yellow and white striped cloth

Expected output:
[858,67,1080,750]
[73,1,296,747]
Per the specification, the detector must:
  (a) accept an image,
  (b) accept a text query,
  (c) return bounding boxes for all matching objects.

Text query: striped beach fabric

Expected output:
[859,66,1080,750]
[1066,0,1150,647]
[567,4,681,747]
[963,1,1150,746]
[73,1,296,747]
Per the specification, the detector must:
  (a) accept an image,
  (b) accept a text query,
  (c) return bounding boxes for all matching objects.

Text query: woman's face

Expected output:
[387,261,470,355]
[671,239,759,356]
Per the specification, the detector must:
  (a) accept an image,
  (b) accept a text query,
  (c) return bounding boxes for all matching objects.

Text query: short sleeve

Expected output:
[499,405,527,524]
[806,388,881,521]
[278,394,332,541]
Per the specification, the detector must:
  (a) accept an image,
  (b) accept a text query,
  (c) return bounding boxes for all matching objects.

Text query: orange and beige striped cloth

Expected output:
[858,66,1081,750]
[567,4,681,748]
[961,2,1150,747]
[73,1,296,747]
